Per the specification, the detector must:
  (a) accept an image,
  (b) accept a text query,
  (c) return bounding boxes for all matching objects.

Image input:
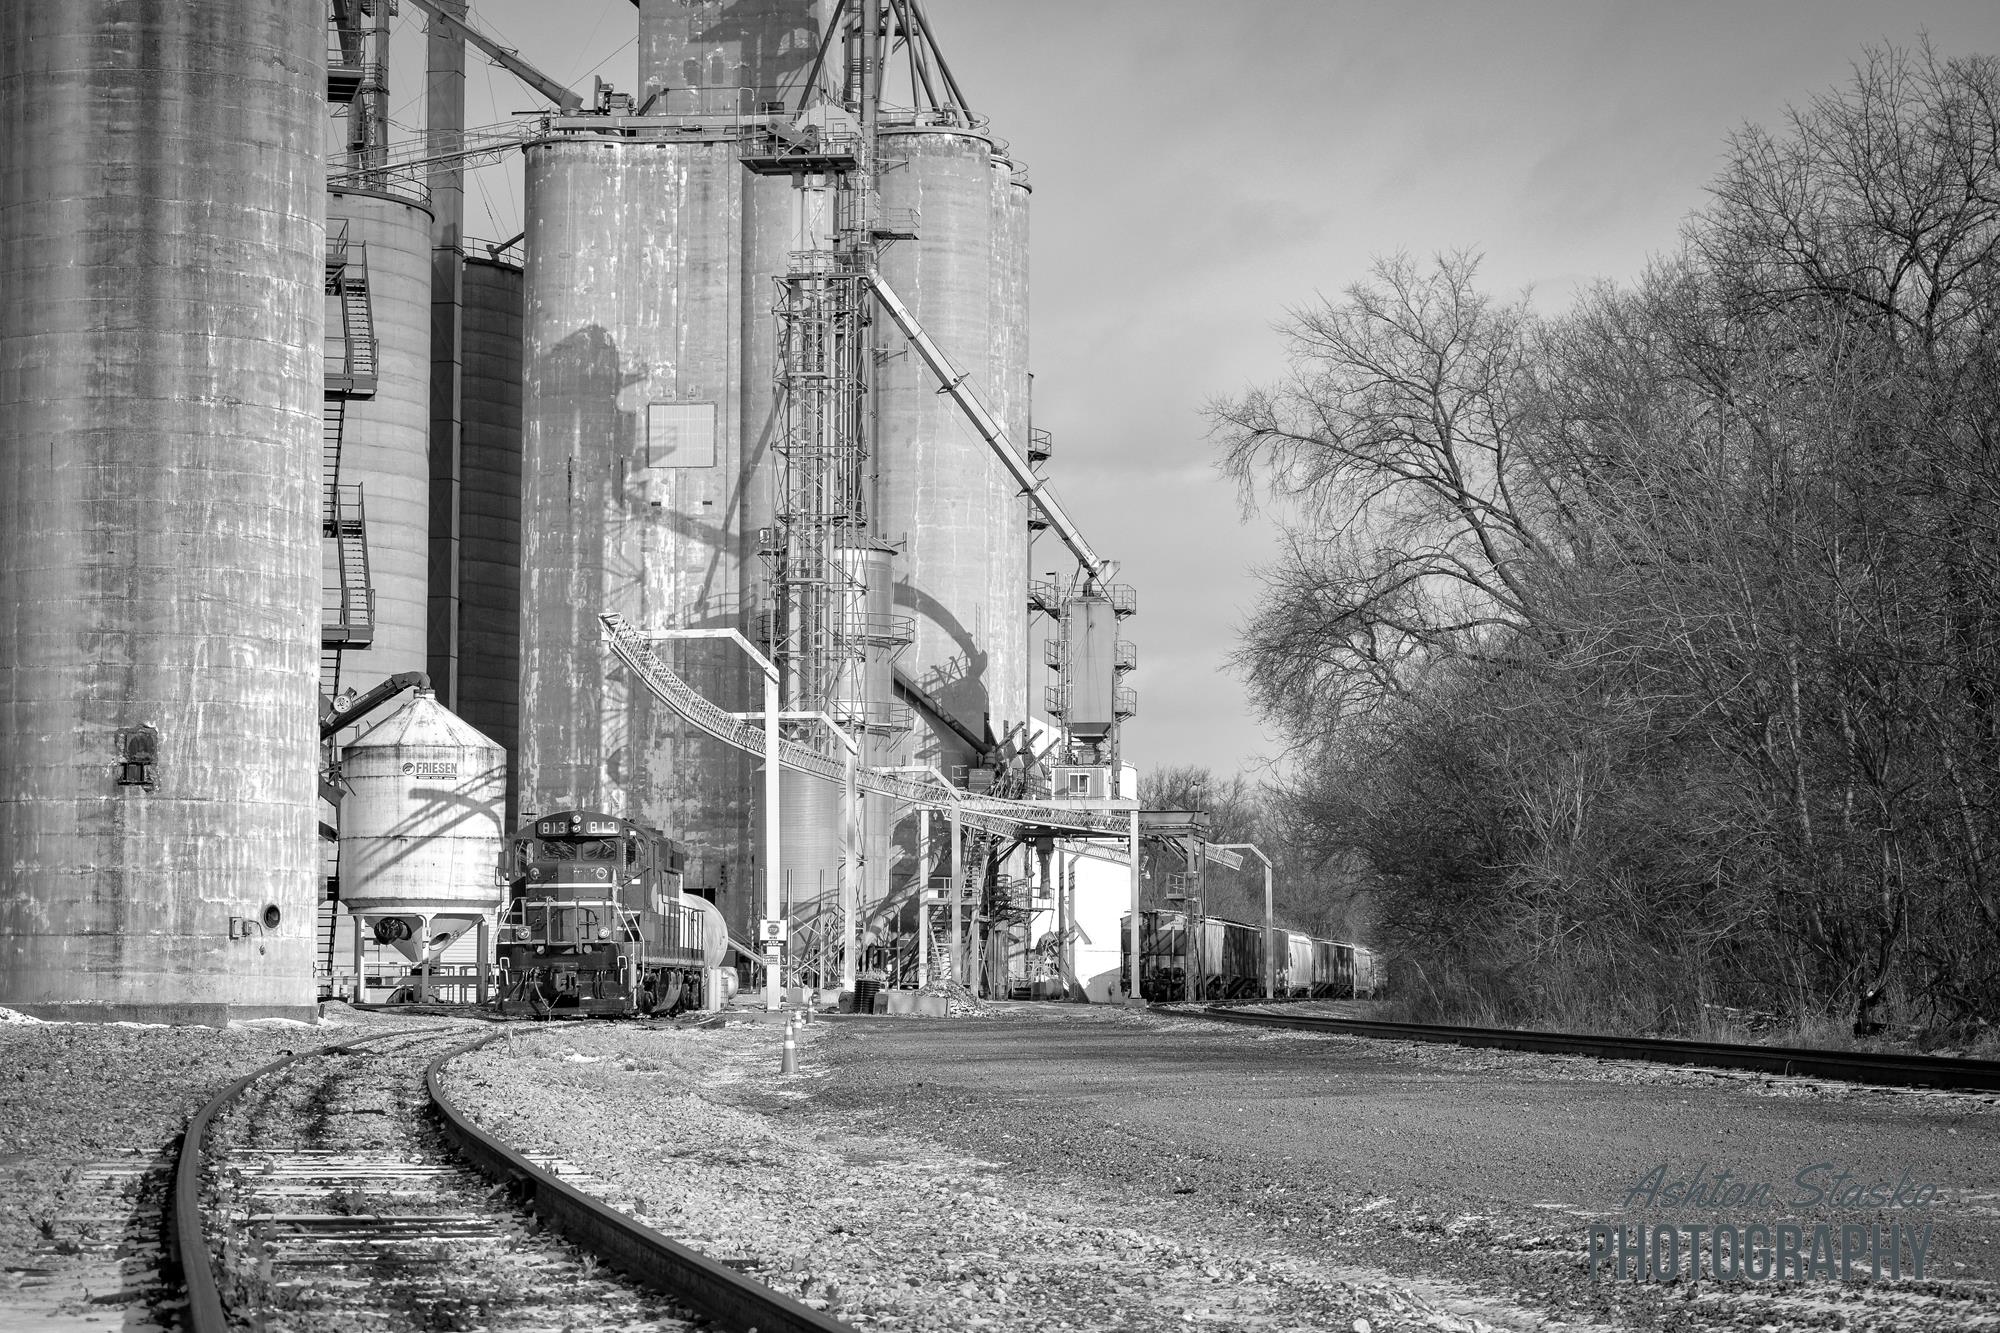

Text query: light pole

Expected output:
[1126,802,1141,1007]
[1209,843,1275,1000]
[1187,780,1206,1001]
[643,628,782,1011]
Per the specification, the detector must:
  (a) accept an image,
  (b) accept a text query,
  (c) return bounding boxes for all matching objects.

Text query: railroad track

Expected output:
[1198,1004,2000,1093]
[172,1021,851,1332]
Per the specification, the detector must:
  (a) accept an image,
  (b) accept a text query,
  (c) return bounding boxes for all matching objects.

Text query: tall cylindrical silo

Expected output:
[457,254,525,825]
[874,125,1004,770]
[519,134,757,922]
[989,155,1032,739]
[639,0,824,115]
[0,0,324,1022]
[326,188,433,701]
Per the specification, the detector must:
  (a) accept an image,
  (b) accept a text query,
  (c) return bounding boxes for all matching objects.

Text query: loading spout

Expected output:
[861,272,1108,582]
[321,671,431,739]
[892,668,992,758]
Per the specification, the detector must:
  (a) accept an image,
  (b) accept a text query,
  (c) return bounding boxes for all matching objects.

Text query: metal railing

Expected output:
[601,613,1128,835]
[829,700,915,735]
[323,485,375,647]
[848,611,914,645]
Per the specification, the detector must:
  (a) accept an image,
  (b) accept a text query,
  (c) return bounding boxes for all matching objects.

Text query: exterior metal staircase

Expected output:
[324,221,378,397]
[321,219,377,698]
[322,398,347,516]
[323,485,375,650]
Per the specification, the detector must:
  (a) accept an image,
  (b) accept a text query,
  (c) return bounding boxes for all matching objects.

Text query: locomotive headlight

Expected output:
[528,866,541,881]
[594,866,608,880]
[597,928,611,940]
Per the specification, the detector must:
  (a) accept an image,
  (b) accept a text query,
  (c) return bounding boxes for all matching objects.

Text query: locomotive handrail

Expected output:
[601,613,1129,836]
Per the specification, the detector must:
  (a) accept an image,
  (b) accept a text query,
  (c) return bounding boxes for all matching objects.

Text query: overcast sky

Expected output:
[398,0,2000,783]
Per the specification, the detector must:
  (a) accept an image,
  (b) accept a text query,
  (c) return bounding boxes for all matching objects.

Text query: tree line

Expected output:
[1206,46,2000,1039]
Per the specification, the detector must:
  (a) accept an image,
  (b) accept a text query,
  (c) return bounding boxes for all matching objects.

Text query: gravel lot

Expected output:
[446,1003,2000,1333]
[0,1003,456,1332]
[9,1000,1992,1332]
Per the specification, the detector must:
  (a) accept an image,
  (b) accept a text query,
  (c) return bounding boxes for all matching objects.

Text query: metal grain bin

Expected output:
[339,690,505,960]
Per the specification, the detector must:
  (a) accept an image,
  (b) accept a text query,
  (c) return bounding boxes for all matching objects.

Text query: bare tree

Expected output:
[1218,46,2000,1035]
[1210,253,1558,733]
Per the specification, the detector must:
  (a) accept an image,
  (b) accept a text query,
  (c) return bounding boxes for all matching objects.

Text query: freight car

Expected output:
[495,809,709,1017]
[1121,909,1383,1002]
[1353,945,1387,998]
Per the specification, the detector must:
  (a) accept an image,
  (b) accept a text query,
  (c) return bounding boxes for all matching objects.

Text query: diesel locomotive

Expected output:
[1121,908,1385,1002]
[495,808,712,1017]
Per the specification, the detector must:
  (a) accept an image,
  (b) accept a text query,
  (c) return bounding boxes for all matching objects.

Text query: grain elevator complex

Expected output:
[0,0,1147,1023]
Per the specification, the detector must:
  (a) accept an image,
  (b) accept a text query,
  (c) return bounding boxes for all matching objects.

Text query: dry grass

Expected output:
[1373,963,2000,1059]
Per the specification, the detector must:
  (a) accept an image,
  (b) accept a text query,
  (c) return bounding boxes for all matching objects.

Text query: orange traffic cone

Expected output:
[781,1015,799,1075]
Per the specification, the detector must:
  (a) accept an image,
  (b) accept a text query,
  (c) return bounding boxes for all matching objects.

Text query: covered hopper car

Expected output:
[495,809,708,1017]
[1121,909,1384,1002]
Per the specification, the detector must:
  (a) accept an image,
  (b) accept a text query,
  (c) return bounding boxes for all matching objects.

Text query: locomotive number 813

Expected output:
[495,809,708,1017]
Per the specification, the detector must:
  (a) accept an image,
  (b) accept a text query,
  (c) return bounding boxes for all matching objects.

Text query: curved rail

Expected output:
[424,1035,856,1333]
[1197,1006,2000,1092]
[174,1025,855,1333]
[172,1027,435,1333]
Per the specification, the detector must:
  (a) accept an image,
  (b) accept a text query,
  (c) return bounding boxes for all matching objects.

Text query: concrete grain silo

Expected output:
[520,1,1054,967]
[518,135,758,904]
[457,253,525,824]
[0,0,324,1022]
[326,188,434,699]
[639,0,823,116]
[989,153,1033,734]
[520,1,832,930]
[875,124,1013,767]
